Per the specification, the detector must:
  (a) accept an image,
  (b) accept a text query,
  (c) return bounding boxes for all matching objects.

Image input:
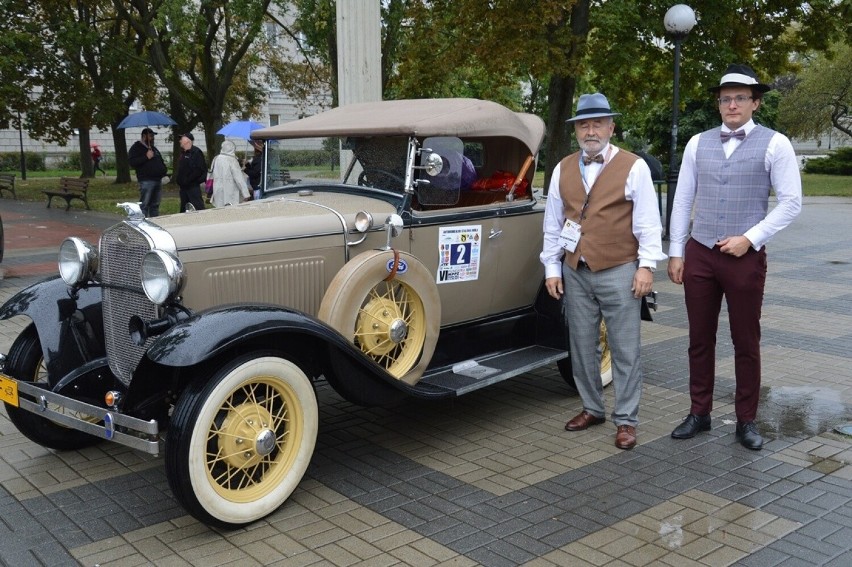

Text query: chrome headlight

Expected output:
[58,237,98,285]
[141,250,184,305]
[354,211,373,233]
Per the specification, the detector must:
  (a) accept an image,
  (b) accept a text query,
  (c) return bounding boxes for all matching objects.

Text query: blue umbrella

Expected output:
[217,120,265,140]
[117,111,177,129]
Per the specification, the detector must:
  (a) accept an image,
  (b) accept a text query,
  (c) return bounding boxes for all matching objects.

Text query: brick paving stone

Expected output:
[3,197,852,565]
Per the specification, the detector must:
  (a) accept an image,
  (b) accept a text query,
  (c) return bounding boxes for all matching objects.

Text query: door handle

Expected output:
[489,229,503,239]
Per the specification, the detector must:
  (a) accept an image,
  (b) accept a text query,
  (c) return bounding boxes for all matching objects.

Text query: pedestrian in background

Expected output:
[243,140,264,200]
[127,128,167,217]
[91,144,106,176]
[210,140,251,207]
[668,64,802,450]
[175,133,207,212]
[541,93,665,451]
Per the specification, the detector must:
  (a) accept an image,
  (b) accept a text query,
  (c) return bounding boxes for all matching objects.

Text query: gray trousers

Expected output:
[563,261,643,427]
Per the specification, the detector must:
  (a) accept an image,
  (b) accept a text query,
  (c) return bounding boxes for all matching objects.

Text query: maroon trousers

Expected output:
[683,238,767,422]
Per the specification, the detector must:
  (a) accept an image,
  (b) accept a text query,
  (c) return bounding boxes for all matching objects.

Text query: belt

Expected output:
[577,260,590,270]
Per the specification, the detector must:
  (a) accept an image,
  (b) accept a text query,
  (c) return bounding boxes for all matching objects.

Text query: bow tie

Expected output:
[582,154,605,165]
[720,129,746,142]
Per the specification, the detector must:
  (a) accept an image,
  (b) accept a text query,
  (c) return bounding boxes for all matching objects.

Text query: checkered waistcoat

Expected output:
[691,125,774,249]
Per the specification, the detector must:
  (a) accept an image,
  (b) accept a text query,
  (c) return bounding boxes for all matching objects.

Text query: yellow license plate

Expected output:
[0,373,20,407]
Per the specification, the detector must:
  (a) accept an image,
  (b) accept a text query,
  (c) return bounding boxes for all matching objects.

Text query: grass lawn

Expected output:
[3,169,850,217]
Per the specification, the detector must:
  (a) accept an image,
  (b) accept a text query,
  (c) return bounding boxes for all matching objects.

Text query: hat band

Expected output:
[575,107,614,116]
[719,72,758,85]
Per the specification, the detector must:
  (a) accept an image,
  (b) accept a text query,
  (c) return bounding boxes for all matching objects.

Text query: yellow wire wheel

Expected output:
[167,355,318,527]
[319,250,441,385]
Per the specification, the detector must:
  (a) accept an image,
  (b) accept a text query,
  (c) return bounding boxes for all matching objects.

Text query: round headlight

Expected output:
[354,211,373,233]
[141,250,184,305]
[58,237,98,285]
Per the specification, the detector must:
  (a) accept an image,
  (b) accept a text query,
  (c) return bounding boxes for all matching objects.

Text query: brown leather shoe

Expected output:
[565,411,606,431]
[615,425,637,450]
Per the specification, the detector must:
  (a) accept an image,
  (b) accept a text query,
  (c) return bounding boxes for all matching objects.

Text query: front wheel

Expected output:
[4,324,100,450]
[558,320,613,390]
[165,353,318,528]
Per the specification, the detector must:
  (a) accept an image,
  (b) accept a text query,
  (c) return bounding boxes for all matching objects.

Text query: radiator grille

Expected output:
[100,223,158,386]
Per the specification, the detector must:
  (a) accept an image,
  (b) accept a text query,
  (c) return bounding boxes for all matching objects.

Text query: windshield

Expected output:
[263,136,409,194]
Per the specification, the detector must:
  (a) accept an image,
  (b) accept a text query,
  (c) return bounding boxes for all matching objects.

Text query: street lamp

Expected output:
[663,4,696,239]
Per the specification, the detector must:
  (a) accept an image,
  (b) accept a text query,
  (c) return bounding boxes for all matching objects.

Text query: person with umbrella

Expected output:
[210,140,251,207]
[91,143,106,176]
[128,128,168,217]
[175,133,207,212]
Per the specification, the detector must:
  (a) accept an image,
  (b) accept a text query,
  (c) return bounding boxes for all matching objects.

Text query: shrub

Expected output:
[803,147,852,175]
[0,152,46,171]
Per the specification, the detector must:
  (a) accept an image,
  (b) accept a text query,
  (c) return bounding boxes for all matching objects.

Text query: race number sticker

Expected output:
[437,225,481,284]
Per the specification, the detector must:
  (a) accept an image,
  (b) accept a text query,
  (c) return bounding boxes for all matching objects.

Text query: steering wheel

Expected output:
[357,168,405,190]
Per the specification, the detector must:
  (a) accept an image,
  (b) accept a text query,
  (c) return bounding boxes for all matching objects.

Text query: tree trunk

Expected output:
[543,0,590,194]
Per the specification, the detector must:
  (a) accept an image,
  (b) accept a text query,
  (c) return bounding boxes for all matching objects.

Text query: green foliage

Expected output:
[803,148,852,176]
[279,149,337,167]
[0,153,46,172]
[779,42,852,143]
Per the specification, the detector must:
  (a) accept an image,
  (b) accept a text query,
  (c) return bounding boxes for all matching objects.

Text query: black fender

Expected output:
[0,277,106,381]
[144,304,419,406]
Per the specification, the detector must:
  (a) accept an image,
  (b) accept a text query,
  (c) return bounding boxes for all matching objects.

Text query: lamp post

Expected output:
[663,4,696,239]
[17,109,27,181]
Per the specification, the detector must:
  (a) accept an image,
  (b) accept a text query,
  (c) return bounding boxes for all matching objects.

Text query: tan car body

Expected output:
[0,98,596,528]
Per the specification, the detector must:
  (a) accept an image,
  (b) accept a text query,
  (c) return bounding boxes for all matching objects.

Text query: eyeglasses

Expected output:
[718,95,753,106]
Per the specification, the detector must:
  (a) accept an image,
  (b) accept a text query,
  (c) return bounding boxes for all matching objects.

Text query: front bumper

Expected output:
[1,373,162,455]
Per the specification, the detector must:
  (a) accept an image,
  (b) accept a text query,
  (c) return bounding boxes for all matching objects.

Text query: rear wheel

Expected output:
[4,325,100,450]
[165,353,318,528]
[558,321,613,390]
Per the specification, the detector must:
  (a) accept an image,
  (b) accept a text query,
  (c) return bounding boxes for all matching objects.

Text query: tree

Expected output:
[115,0,274,163]
[779,43,852,143]
[585,0,843,165]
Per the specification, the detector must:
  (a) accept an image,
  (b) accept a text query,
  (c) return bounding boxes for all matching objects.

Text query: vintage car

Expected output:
[0,99,648,528]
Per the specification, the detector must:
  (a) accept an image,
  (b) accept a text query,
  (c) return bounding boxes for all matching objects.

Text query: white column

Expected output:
[336,0,382,171]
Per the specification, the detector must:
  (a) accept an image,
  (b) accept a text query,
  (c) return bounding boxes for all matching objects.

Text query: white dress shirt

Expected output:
[668,119,802,257]
[540,144,666,279]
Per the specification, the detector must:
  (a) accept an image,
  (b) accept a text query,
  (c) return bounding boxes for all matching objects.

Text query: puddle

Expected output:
[758,385,851,437]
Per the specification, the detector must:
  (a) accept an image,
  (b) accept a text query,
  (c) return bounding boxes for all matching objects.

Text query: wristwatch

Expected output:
[640,266,655,273]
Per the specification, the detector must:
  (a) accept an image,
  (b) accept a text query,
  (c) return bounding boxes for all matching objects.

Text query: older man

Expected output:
[668,64,802,450]
[541,93,665,450]
[175,133,207,212]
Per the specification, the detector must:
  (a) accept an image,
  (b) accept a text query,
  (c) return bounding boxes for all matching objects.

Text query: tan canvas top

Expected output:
[252,98,546,155]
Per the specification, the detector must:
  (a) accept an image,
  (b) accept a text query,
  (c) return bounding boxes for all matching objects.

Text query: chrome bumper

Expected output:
[13,380,162,455]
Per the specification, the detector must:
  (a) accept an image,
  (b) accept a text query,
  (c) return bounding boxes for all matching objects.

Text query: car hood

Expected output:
[149,192,397,249]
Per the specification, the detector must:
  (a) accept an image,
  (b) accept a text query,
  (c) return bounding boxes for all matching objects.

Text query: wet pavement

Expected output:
[0,195,851,566]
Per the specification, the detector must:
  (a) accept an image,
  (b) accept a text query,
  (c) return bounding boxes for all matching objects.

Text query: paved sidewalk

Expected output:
[0,197,850,566]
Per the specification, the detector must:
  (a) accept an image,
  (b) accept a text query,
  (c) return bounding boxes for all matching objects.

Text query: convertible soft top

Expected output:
[252,98,546,156]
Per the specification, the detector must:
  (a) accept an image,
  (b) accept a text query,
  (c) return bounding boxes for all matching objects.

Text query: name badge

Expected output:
[558,219,582,253]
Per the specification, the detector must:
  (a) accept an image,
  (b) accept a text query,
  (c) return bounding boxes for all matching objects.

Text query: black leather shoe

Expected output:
[671,414,711,439]
[736,421,763,450]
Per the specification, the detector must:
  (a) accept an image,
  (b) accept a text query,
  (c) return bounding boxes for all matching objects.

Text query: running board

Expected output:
[419,346,568,395]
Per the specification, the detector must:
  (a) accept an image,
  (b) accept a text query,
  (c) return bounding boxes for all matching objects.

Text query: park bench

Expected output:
[43,177,91,211]
[0,173,15,199]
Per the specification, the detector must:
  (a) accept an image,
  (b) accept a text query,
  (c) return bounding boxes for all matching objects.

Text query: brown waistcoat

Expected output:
[559,150,640,271]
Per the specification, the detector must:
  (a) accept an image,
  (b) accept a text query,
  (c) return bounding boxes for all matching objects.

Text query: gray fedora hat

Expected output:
[565,93,621,123]
[708,64,771,93]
